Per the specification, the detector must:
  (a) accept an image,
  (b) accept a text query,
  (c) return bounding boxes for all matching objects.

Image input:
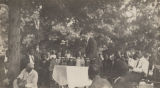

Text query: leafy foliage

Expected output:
[1,0,160,63]
[0,4,8,53]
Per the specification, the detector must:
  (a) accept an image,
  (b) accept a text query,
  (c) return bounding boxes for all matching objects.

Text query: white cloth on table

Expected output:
[52,65,92,88]
[52,65,67,85]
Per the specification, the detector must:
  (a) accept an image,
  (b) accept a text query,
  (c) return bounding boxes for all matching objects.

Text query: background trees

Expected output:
[0,0,160,84]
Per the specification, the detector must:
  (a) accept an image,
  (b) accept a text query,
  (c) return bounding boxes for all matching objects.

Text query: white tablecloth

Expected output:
[52,65,92,88]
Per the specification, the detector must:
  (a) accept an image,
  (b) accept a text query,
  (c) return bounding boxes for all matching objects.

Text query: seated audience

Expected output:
[132,53,149,76]
[13,63,38,88]
[114,53,129,78]
[128,54,138,71]
[112,53,130,88]
[128,52,149,83]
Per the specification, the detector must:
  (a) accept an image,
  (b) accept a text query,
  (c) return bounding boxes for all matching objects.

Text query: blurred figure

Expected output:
[114,52,129,79]
[61,50,71,65]
[127,52,149,83]
[49,50,58,88]
[153,65,160,87]
[56,52,62,65]
[49,50,57,73]
[107,54,116,83]
[0,55,9,88]
[88,64,112,88]
[148,54,154,79]
[39,54,50,87]
[98,52,104,61]
[121,52,129,63]
[113,52,132,88]
[102,54,110,76]
[67,57,76,66]
[85,58,90,66]
[64,50,71,59]
[28,49,35,65]
[76,57,85,66]
[20,51,30,71]
[13,63,38,88]
[128,53,138,71]
[97,52,103,73]
[113,74,130,88]
[76,51,85,66]
[132,53,149,76]
[50,50,56,60]
[49,51,57,72]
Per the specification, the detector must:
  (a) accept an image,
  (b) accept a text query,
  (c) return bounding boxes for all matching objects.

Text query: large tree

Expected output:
[8,0,21,84]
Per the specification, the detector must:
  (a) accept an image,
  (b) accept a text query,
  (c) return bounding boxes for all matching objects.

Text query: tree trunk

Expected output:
[8,0,21,84]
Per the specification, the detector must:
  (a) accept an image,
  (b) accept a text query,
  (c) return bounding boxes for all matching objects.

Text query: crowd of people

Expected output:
[19,49,90,88]
[0,47,158,88]
[89,50,154,88]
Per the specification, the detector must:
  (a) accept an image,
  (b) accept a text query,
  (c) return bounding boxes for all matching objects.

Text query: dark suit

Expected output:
[114,59,129,77]
[102,59,113,76]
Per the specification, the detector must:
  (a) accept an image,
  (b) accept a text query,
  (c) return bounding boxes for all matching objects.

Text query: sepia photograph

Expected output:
[0,0,160,88]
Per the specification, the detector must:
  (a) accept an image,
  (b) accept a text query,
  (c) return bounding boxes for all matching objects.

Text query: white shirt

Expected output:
[29,55,35,65]
[4,55,8,62]
[133,57,149,76]
[17,69,38,88]
[50,55,56,59]
[128,58,138,69]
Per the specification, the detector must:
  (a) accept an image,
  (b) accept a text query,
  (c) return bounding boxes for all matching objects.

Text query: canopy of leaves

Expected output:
[1,0,160,63]
[0,4,8,54]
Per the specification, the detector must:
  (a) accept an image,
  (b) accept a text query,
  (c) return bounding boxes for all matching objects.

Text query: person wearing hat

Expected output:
[13,63,38,88]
